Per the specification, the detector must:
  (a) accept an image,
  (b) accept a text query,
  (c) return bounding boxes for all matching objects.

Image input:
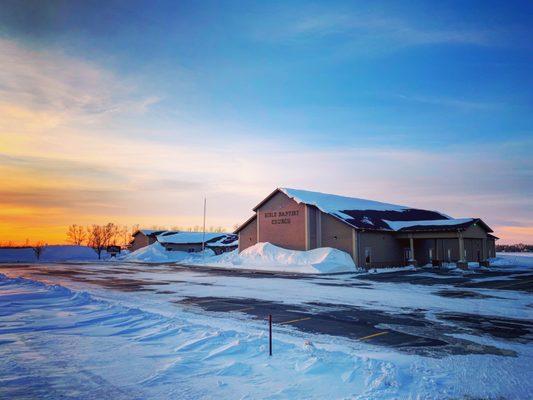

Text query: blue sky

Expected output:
[0,0,532,243]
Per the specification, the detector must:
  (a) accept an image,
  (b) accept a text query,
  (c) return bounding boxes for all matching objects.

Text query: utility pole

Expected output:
[202,197,206,263]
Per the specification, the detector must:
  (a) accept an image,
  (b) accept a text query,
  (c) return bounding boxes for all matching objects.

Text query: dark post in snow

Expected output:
[269,314,272,356]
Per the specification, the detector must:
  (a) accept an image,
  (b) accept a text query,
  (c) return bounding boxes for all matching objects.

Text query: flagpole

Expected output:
[202,197,206,262]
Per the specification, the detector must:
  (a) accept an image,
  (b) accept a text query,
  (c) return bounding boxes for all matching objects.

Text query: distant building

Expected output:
[130,230,168,251]
[157,232,237,254]
[106,245,121,257]
[235,188,497,269]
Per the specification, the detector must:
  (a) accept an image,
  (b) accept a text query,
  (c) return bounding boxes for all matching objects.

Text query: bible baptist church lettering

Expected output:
[264,210,299,224]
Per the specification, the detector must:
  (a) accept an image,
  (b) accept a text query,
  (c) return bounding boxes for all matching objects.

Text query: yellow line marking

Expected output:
[358,331,388,341]
[278,317,311,325]
[231,307,254,313]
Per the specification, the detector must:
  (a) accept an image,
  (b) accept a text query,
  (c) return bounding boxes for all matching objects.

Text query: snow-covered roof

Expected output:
[156,232,227,245]
[135,229,167,237]
[384,218,474,232]
[280,188,409,214]
[274,188,451,230]
[206,234,238,247]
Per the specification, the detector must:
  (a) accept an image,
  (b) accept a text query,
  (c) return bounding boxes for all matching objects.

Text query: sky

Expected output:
[0,0,532,245]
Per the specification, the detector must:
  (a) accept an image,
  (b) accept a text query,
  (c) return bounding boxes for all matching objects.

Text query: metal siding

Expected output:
[320,213,354,259]
[359,231,404,267]
[238,217,257,252]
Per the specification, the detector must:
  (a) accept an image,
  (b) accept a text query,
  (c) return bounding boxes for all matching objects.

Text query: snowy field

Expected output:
[0,254,532,399]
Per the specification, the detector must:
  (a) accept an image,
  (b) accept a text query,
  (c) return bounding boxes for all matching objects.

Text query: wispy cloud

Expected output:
[392,94,501,112]
[0,38,160,124]
[253,8,495,55]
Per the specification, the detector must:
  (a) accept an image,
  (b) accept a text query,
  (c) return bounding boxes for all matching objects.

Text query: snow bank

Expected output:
[40,245,106,261]
[122,242,214,263]
[0,245,106,263]
[186,242,357,274]
[491,252,533,268]
[0,248,36,262]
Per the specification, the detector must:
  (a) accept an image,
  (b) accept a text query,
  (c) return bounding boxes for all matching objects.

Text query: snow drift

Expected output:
[121,242,214,263]
[186,242,357,274]
[0,245,108,263]
[491,252,533,269]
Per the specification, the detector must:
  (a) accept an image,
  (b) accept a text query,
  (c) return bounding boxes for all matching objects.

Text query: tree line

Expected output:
[496,243,533,253]
[66,224,137,259]
[66,223,231,259]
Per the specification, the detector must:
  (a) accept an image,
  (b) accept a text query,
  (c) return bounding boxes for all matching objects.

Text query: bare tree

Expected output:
[32,241,45,260]
[87,223,118,259]
[118,225,130,248]
[66,224,86,245]
[103,223,119,246]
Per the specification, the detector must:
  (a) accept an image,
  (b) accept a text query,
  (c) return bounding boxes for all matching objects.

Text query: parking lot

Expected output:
[0,261,531,358]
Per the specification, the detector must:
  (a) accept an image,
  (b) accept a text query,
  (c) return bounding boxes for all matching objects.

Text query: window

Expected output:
[188,248,195,253]
[429,248,433,260]
[447,249,451,262]
[364,247,372,264]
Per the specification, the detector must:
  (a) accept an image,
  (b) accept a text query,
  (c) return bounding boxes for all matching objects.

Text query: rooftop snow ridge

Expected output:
[279,188,410,213]
[384,218,474,231]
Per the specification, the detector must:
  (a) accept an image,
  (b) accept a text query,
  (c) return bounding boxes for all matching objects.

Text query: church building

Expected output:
[235,188,497,269]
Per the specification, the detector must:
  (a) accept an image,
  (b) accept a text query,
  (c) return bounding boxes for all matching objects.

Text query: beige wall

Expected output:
[256,191,307,250]
[463,224,491,239]
[320,213,354,260]
[238,217,257,252]
[359,231,404,267]
[131,233,151,252]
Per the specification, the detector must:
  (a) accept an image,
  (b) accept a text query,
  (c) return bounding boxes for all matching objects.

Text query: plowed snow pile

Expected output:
[187,242,357,274]
[122,242,214,263]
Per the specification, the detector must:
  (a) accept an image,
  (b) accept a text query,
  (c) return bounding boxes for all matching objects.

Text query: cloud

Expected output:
[0,37,159,124]
[392,94,501,112]
[253,8,494,55]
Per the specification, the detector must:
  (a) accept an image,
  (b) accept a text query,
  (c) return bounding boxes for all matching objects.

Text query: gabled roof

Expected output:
[233,214,257,233]
[255,188,451,231]
[133,229,167,237]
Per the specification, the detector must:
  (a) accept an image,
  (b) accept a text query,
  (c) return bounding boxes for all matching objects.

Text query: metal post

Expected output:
[269,314,272,356]
[202,197,206,262]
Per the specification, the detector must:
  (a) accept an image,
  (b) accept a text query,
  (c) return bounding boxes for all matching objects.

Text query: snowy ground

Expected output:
[0,255,532,399]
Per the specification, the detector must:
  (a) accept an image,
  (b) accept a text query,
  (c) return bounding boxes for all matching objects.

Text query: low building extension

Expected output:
[235,188,497,269]
[157,232,237,254]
